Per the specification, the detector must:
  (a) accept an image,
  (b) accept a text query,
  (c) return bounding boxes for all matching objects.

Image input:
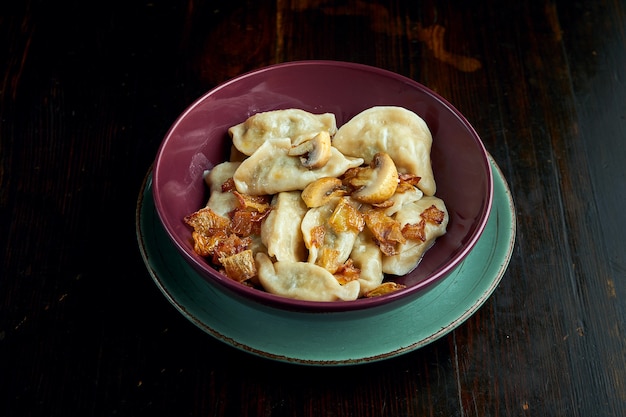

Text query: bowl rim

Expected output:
[152,60,494,313]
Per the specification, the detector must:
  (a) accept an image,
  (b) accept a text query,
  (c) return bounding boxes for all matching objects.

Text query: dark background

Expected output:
[2,0,625,416]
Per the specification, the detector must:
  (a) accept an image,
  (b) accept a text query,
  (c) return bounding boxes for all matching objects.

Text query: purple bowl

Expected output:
[152,61,493,313]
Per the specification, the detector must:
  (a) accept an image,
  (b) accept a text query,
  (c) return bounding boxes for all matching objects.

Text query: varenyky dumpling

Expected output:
[382,196,449,275]
[260,191,308,262]
[256,253,360,301]
[232,137,363,195]
[332,106,437,196]
[204,161,241,217]
[300,197,362,274]
[350,228,384,296]
[382,184,424,217]
[228,109,337,156]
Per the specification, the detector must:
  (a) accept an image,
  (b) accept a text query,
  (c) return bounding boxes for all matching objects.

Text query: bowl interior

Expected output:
[152,61,493,312]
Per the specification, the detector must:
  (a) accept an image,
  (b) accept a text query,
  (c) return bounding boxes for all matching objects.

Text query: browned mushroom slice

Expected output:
[287,131,332,169]
[345,152,399,204]
[300,177,348,208]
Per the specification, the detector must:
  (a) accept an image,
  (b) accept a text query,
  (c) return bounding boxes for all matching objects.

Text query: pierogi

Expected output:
[229,109,337,156]
[382,196,449,275]
[204,161,241,217]
[184,107,448,302]
[333,106,437,196]
[261,191,308,263]
[232,137,363,195]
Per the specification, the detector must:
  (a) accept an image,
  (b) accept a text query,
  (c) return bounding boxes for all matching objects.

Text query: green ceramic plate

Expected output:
[136,157,515,366]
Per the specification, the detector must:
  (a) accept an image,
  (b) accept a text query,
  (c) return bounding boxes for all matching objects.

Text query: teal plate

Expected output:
[136,157,515,366]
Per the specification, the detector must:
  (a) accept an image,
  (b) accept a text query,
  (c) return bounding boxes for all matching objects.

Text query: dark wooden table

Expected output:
[2,0,626,416]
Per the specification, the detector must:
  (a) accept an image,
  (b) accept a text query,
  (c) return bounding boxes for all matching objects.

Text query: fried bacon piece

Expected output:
[334,259,361,285]
[399,173,422,186]
[328,198,365,234]
[221,177,236,192]
[401,220,426,242]
[233,191,271,213]
[401,204,446,242]
[230,208,269,236]
[184,190,268,283]
[421,204,446,224]
[211,233,252,264]
[363,209,406,256]
[309,225,326,248]
[184,206,230,235]
[395,173,422,193]
[228,191,271,236]
[219,249,257,282]
[315,247,343,274]
[190,229,226,257]
[365,281,406,298]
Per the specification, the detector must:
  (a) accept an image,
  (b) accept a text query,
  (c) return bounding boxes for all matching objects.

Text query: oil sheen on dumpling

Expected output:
[260,191,308,262]
[256,253,360,301]
[382,185,424,217]
[350,229,384,296]
[332,106,436,196]
[300,197,361,274]
[204,161,241,217]
[233,137,363,195]
[229,109,337,156]
[382,196,449,275]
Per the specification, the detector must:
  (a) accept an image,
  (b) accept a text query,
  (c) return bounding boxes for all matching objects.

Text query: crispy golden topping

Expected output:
[220,250,257,283]
[328,198,365,234]
[334,259,361,285]
[401,204,446,242]
[363,209,406,256]
[184,207,230,235]
[310,225,326,248]
[421,204,446,224]
[315,247,343,274]
[365,281,406,297]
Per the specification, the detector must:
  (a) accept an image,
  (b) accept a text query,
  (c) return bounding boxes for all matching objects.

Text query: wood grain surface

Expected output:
[2,0,625,416]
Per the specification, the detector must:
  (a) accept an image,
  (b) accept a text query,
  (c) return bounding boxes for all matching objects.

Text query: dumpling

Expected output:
[204,161,241,217]
[350,229,384,296]
[382,196,449,275]
[232,137,363,195]
[229,109,337,156]
[256,253,360,301]
[332,106,436,196]
[260,191,308,262]
[300,197,363,274]
[382,185,424,217]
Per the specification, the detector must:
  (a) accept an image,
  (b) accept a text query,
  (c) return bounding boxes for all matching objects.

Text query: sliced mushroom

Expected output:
[300,177,348,208]
[288,131,332,169]
[346,152,399,204]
